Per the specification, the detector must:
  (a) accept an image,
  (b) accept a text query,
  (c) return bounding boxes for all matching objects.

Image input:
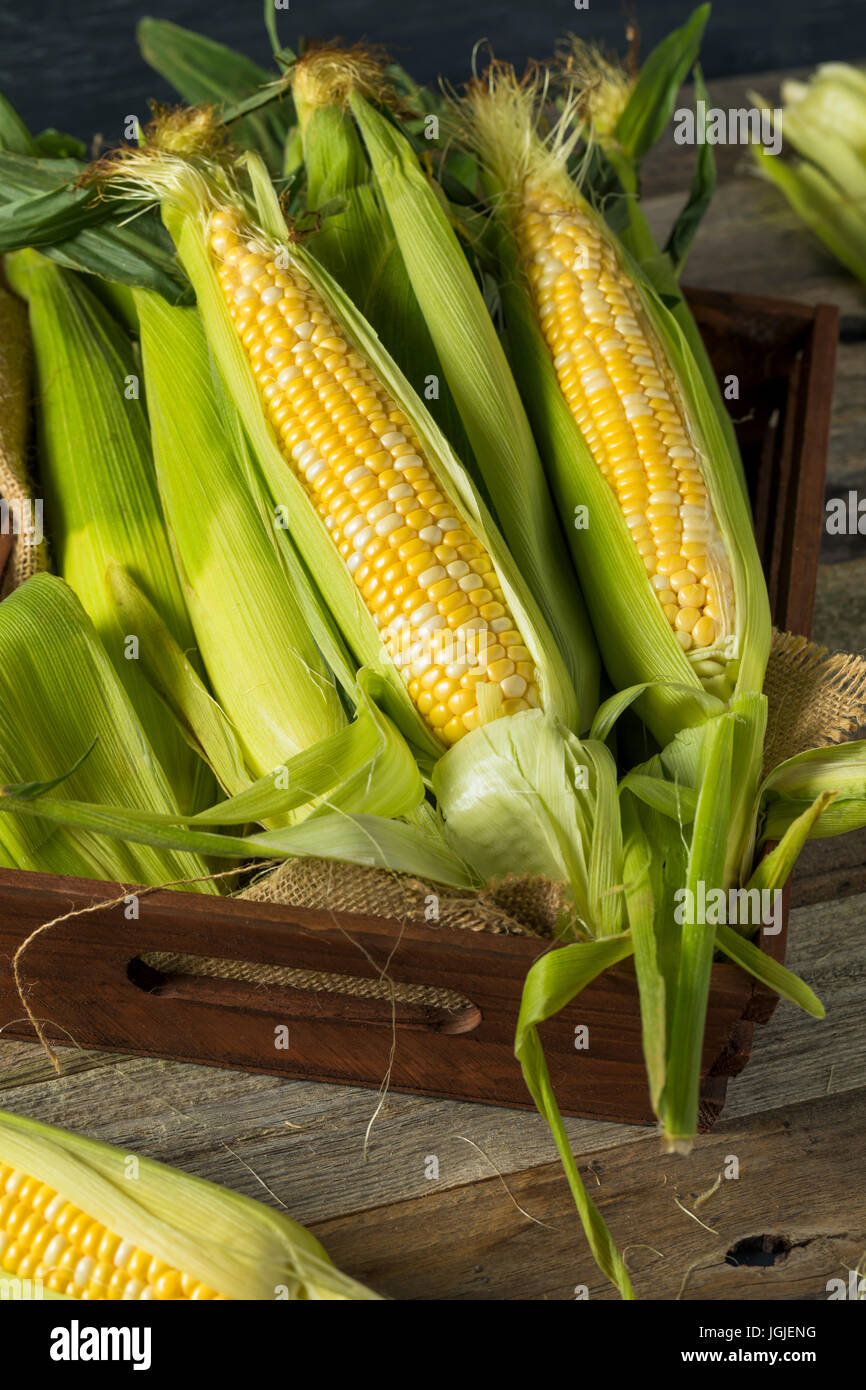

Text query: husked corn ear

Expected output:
[209,208,540,745]
[518,186,733,662]
[0,1161,222,1300]
[450,63,773,745]
[0,1108,379,1301]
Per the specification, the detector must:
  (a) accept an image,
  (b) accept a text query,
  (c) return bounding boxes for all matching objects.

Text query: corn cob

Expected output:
[518,199,729,656]
[97,119,579,756]
[208,208,538,746]
[0,1160,224,1300]
[0,1107,378,1300]
[453,68,771,746]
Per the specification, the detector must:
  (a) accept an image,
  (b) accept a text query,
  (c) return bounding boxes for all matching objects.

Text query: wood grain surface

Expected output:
[1,64,865,1301]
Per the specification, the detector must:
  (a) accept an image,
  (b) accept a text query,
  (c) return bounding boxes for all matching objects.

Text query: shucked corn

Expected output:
[518,187,732,656]
[209,208,539,745]
[0,1108,379,1300]
[0,1160,221,1300]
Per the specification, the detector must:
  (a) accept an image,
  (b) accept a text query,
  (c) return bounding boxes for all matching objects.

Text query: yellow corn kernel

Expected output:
[0,1162,219,1302]
[210,211,540,742]
[517,186,734,664]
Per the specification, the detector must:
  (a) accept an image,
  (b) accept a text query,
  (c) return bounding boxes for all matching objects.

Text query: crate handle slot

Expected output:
[127,951,482,1036]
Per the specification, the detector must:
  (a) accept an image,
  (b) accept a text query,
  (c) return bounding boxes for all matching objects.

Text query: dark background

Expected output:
[1,0,865,145]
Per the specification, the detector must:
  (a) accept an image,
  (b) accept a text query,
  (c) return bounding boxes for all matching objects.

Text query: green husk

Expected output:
[0,790,477,889]
[4,249,209,812]
[751,66,866,286]
[759,741,866,840]
[613,4,710,163]
[514,934,636,1300]
[0,574,215,889]
[103,567,426,826]
[0,1107,379,1300]
[433,710,625,936]
[662,712,734,1150]
[0,151,192,302]
[133,290,349,779]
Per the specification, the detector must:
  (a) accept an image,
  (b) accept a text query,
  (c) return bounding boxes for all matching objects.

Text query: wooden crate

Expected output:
[0,287,838,1126]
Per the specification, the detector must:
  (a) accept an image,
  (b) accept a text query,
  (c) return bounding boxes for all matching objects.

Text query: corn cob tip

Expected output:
[555,36,634,139]
[84,105,231,207]
[452,64,583,214]
[292,42,392,115]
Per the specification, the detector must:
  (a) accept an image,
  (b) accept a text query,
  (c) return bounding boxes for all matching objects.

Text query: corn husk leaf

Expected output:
[0,574,215,889]
[662,712,734,1150]
[514,934,636,1299]
[0,91,37,155]
[134,289,349,778]
[714,924,824,1017]
[0,787,476,889]
[664,63,717,274]
[4,249,208,812]
[0,1108,379,1300]
[433,709,624,937]
[619,792,666,1112]
[614,3,710,163]
[759,740,866,839]
[752,144,866,286]
[0,152,192,301]
[101,574,425,826]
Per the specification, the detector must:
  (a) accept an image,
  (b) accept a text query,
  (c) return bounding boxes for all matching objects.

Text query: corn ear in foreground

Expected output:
[134,290,349,783]
[0,1108,379,1300]
[453,68,772,748]
[0,573,215,889]
[3,249,208,811]
[97,123,579,763]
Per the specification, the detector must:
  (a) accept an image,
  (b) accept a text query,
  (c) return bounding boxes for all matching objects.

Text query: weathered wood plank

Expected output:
[311,1088,866,1300]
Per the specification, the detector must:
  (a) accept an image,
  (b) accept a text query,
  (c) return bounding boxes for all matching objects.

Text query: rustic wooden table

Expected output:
[2,70,864,1301]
